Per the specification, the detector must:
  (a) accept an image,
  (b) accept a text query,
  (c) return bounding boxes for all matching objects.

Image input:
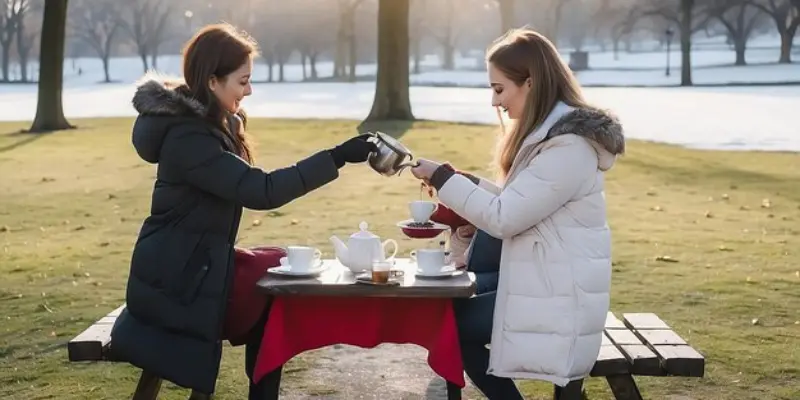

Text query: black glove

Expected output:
[329,134,378,168]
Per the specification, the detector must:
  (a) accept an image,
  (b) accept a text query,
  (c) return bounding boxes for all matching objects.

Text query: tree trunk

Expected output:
[442,44,455,70]
[498,0,514,34]
[267,62,274,82]
[778,27,795,63]
[334,26,347,77]
[412,36,421,74]
[102,55,111,83]
[348,33,357,82]
[366,0,414,121]
[679,0,693,86]
[278,62,285,82]
[301,53,307,80]
[733,35,746,66]
[612,37,620,60]
[30,0,73,132]
[1,46,10,81]
[310,53,318,79]
[139,52,148,73]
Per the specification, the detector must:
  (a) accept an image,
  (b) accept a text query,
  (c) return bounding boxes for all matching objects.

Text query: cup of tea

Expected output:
[409,200,438,223]
[410,248,450,274]
[371,260,392,283]
[281,245,322,272]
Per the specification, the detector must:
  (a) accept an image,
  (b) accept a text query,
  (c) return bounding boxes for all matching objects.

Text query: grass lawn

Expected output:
[1,117,798,400]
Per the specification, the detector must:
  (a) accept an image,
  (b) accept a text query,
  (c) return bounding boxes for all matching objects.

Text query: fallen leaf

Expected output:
[646,189,657,196]
[721,193,729,200]
[655,255,679,263]
[705,211,713,218]
[252,220,262,227]
[99,242,109,247]
[650,205,663,211]
[0,225,8,232]
[290,219,299,225]
[740,205,750,211]
[761,199,771,208]
[718,245,734,252]
[107,194,116,199]
[751,318,760,326]
[73,225,86,231]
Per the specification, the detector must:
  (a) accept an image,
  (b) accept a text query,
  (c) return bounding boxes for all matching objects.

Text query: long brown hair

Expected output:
[181,23,257,163]
[487,28,589,181]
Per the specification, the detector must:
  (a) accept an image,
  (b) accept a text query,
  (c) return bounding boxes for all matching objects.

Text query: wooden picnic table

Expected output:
[255,257,475,400]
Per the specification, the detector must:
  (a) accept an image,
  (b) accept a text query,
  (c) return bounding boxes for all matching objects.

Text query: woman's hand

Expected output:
[410,158,442,181]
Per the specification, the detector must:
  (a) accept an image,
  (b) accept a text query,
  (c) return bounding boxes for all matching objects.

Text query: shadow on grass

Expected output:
[623,156,800,202]
[0,131,52,153]
[356,119,415,140]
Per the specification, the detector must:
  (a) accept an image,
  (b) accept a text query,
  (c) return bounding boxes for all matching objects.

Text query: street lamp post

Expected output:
[665,27,674,77]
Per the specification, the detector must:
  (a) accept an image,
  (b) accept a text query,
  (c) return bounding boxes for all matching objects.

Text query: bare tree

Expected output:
[746,0,799,63]
[292,0,335,81]
[639,0,711,86]
[334,0,365,81]
[14,0,37,82]
[496,0,514,33]
[122,0,173,73]
[409,0,429,74]
[429,0,461,70]
[706,0,763,65]
[366,0,414,121]
[30,0,72,132]
[70,0,121,83]
[1,0,28,82]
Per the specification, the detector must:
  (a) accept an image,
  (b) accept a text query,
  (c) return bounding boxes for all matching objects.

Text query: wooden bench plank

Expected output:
[652,345,705,377]
[591,332,630,377]
[637,329,687,346]
[605,328,663,376]
[623,313,670,330]
[605,312,626,329]
[68,305,125,362]
[624,314,706,378]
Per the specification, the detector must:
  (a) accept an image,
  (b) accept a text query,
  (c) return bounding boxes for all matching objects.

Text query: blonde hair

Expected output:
[487,28,588,181]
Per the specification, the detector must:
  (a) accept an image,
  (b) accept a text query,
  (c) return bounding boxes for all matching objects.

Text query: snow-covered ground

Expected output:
[2,38,799,152]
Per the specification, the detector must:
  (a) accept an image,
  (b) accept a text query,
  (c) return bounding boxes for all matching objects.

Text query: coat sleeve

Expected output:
[160,128,339,210]
[436,137,597,239]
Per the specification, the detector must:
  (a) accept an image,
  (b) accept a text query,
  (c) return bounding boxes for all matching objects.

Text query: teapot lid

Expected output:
[351,221,378,239]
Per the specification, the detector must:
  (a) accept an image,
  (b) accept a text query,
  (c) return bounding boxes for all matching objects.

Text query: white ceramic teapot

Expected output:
[330,221,398,272]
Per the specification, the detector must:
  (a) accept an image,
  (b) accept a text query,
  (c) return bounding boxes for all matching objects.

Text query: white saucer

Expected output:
[396,219,449,230]
[415,265,463,278]
[268,262,326,277]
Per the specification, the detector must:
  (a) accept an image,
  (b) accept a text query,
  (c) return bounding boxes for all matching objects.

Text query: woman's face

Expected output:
[209,58,253,113]
[488,63,530,120]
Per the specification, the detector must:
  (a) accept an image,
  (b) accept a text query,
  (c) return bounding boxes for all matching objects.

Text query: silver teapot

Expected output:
[366,131,418,176]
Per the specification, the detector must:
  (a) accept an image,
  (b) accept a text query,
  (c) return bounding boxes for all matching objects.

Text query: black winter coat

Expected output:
[109,78,340,394]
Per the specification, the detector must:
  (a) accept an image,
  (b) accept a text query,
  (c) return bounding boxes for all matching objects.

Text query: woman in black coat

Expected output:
[109,24,377,398]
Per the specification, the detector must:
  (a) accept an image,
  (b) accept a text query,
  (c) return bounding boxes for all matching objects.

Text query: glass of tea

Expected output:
[371,260,392,284]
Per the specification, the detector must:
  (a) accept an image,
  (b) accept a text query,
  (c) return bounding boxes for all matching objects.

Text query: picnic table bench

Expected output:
[68,269,704,400]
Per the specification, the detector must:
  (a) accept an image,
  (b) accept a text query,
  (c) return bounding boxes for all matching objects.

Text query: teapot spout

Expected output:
[329,235,349,265]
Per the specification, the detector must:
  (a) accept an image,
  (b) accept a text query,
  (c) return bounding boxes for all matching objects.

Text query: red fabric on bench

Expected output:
[253,296,466,388]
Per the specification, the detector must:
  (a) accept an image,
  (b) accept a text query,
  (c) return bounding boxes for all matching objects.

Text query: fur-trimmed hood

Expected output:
[522,101,625,171]
[132,73,206,117]
[131,74,245,164]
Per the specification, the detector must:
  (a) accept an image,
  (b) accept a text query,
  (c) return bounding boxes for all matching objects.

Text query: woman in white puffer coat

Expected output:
[411,28,625,398]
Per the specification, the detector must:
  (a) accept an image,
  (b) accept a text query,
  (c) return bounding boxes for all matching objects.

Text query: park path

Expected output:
[281,344,480,400]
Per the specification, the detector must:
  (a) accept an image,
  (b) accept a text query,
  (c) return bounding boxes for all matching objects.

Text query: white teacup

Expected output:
[281,246,322,272]
[410,248,451,274]
[409,200,437,223]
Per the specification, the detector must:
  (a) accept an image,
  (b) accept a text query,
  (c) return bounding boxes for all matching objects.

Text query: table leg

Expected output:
[446,381,462,400]
[132,370,162,400]
[606,374,643,400]
[553,379,584,400]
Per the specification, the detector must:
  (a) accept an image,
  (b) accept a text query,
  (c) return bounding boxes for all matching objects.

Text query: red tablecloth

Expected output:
[253,296,466,387]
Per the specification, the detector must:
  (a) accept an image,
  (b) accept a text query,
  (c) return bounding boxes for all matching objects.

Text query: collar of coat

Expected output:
[520,101,625,171]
